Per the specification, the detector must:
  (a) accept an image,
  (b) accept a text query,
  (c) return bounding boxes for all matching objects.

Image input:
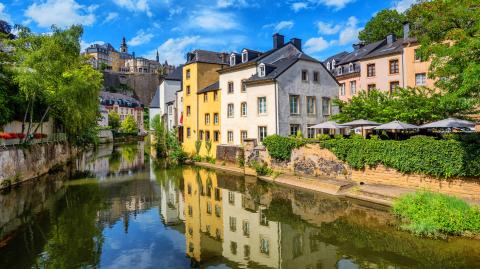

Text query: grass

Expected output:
[392,191,480,237]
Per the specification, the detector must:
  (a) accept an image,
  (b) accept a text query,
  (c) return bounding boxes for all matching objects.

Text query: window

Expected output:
[349,63,354,72]
[307,124,315,138]
[260,237,270,255]
[301,70,308,81]
[415,73,426,86]
[207,202,212,214]
[244,245,250,259]
[367,84,376,92]
[186,85,191,95]
[258,97,267,114]
[187,127,191,138]
[203,93,208,102]
[229,216,237,232]
[289,95,300,115]
[227,103,234,118]
[228,131,233,143]
[337,66,342,75]
[214,91,218,101]
[258,126,267,142]
[240,102,247,117]
[332,59,336,69]
[259,209,269,226]
[327,62,331,70]
[389,81,400,94]
[228,81,234,94]
[205,131,210,141]
[214,113,219,125]
[292,235,304,258]
[205,113,210,125]
[259,64,265,77]
[186,106,191,116]
[389,59,399,74]
[322,97,331,116]
[168,106,173,115]
[188,205,193,216]
[241,80,247,92]
[230,241,237,255]
[350,81,357,95]
[367,63,375,77]
[241,131,248,143]
[313,71,319,82]
[242,50,248,62]
[215,205,221,217]
[228,191,235,204]
[340,83,346,96]
[230,54,236,66]
[199,130,204,140]
[242,220,250,237]
[307,96,316,115]
[187,184,192,194]
[186,69,190,79]
[290,124,300,136]
[214,131,220,142]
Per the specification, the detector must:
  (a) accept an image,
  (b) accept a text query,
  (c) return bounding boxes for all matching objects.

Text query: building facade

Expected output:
[99,91,145,132]
[182,50,229,157]
[220,34,339,145]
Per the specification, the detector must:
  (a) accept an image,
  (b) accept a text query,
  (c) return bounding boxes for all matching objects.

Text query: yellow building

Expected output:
[183,167,224,265]
[182,50,228,158]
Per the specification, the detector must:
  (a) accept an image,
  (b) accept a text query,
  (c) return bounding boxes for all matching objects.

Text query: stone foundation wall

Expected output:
[216,144,244,164]
[0,142,75,186]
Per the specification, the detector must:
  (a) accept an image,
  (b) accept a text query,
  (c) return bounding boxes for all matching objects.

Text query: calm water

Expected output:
[1,142,480,269]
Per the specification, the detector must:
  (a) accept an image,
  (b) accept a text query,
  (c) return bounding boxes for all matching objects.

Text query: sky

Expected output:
[0,0,417,65]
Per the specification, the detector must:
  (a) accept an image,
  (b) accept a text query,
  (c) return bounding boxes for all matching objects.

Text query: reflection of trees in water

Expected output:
[120,144,139,164]
[108,149,121,172]
[152,160,184,191]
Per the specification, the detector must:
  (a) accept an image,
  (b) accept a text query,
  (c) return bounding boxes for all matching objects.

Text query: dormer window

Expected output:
[332,59,336,69]
[349,63,354,72]
[337,66,342,75]
[242,50,248,63]
[258,63,266,77]
[230,54,236,66]
[327,62,331,70]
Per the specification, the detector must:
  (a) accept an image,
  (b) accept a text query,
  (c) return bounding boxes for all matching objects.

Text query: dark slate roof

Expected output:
[323,51,348,64]
[149,89,160,108]
[197,81,220,94]
[186,50,229,65]
[165,65,183,81]
[337,40,385,64]
[100,91,143,108]
[246,56,298,83]
[361,38,405,60]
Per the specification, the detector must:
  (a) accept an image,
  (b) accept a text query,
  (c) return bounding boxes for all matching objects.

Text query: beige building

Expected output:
[99,91,145,132]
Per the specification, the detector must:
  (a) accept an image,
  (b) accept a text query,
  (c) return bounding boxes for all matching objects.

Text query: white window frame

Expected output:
[240,102,247,117]
[258,64,265,77]
[350,81,356,95]
[227,103,234,118]
[289,95,300,115]
[415,73,426,86]
[230,54,236,66]
[258,97,267,115]
[242,49,248,63]
[227,131,234,143]
[258,126,267,142]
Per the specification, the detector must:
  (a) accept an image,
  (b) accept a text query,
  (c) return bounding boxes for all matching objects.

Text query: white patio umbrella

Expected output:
[420,117,475,129]
[375,120,419,130]
[339,119,381,136]
[308,121,345,129]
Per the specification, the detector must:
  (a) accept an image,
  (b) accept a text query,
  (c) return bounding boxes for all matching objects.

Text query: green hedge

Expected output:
[262,135,306,161]
[322,136,480,178]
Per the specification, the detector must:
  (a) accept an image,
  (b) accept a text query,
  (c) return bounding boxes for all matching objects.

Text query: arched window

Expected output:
[230,54,236,66]
[258,63,266,77]
[332,59,336,69]
[242,49,248,63]
[349,63,354,72]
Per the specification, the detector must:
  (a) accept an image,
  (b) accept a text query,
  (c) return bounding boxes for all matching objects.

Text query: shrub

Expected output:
[205,139,213,157]
[195,140,202,155]
[192,155,202,162]
[322,135,480,178]
[392,191,480,237]
[120,115,138,134]
[262,135,306,161]
[248,161,273,176]
[316,134,330,141]
[237,155,245,168]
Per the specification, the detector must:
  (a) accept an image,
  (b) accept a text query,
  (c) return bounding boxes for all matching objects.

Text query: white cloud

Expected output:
[216,0,255,8]
[0,3,12,23]
[291,2,308,12]
[338,16,362,45]
[151,36,200,65]
[103,12,119,24]
[316,21,341,35]
[263,20,294,33]
[25,0,97,28]
[112,0,152,17]
[168,6,183,19]
[128,30,154,46]
[188,9,239,32]
[304,37,331,54]
[392,0,417,12]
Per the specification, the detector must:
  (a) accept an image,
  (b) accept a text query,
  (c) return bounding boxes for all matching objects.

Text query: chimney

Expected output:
[352,43,365,50]
[273,33,285,49]
[290,38,302,51]
[386,33,396,44]
[403,22,410,40]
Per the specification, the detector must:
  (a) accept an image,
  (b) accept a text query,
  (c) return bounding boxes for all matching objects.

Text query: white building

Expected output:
[219,34,339,145]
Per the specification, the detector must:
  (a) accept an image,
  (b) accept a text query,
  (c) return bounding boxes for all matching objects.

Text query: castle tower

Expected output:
[156,49,159,63]
[120,36,128,53]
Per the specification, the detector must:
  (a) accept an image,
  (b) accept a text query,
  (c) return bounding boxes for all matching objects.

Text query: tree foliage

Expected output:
[108,111,120,130]
[407,0,480,98]
[358,9,406,44]
[11,24,103,144]
[120,115,138,134]
[262,135,306,161]
[331,88,477,125]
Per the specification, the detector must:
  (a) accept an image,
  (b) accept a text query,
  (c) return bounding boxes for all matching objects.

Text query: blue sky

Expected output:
[0,0,416,65]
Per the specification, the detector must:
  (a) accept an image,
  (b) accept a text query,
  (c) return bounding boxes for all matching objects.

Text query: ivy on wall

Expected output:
[262,135,306,161]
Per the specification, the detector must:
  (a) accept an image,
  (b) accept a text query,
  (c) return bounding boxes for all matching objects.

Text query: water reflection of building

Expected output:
[183,167,224,265]
[219,176,281,269]
[159,173,185,226]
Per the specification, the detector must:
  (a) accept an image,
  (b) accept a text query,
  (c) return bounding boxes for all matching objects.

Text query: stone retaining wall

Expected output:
[0,142,75,187]
[243,140,480,200]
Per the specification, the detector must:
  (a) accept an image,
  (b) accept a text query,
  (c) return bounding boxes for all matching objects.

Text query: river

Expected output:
[0,142,479,269]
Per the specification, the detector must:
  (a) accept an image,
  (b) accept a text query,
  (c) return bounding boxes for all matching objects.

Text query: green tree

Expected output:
[120,115,138,134]
[407,0,480,99]
[108,111,120,130]
[358,9,406,44]
[332,88,476,125]
[151,114,167,156]
[11,25,103,144]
